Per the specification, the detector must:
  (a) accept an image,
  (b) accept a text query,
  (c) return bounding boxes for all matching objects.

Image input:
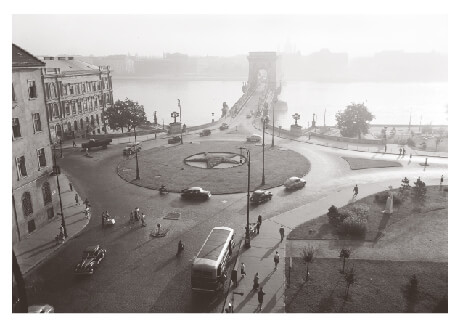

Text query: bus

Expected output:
[191,227,235,292]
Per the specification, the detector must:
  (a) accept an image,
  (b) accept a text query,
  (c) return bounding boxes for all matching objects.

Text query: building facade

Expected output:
[12,44,59,245]
[41,57,113,143]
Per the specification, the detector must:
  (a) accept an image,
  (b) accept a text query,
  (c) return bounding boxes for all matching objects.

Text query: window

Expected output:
[65,103,71,115]
[32,113,42,132]
[77,102,82,114]
[12,84,16,102]
[96,114,100,125]
[69,84,74,95]
[42,181,52,205]
[47,207,55,219]
[83,99,87,112]
[22,192,33,216]
[53,104,60,118]
[28,80,37,99]
[12,118,21,138]
[16,155,27,178]
[37,148,46,169]
[50,83,56,98]
[82,83,86,93]
[60,82,66,96]
[74,120,78,131]
[72,102,77,115]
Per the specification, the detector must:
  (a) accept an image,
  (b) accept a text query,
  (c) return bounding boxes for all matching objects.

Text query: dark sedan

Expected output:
[180,187,211,200]
[250,190,273,204]
[168,136,181,144]
[74,245,106,275]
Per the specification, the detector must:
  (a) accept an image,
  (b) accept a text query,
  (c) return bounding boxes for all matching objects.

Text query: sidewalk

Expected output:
[228,177,446,313]
[13,174,90,276]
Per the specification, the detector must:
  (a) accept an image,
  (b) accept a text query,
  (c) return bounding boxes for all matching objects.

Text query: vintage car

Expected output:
[74,245,106,275]
[180,187,211,200]
[200,129,211,136]
[123,142,141,155]
[28,304,55,313]
[81,138,112,150]
[250,190,273,204]
[284,176,307,191]
[168,136,181,144]
[246,134,262,143]
[219,123,229,130]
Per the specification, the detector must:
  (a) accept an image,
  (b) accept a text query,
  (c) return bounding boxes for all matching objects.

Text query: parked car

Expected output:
[250,190,272,204]
[74,245,106,275]
[246,134,262,143]
[28,304,55,313]
[284,176,307,191]
[180,187,211,200]
[123,142,141,155]
[200,129,211,136]
[219,123,229,130]
[81,138,112,150]
[168,136,181,144]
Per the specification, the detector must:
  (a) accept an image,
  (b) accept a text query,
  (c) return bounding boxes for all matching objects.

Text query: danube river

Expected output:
[112,78,448,128]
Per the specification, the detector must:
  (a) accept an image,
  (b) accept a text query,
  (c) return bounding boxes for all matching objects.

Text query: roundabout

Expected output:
[117,140,311,194]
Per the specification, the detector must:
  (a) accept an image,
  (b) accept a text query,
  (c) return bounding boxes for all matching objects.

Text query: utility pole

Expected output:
[271,96,276,147]
[262,117,268,185]
[53,144,67,238]
[239,147,251,248]
[178,99,183,144]
[134,126,140,180]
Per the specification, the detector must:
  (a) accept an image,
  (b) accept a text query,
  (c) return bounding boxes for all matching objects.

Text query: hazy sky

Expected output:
[12,15,447,57]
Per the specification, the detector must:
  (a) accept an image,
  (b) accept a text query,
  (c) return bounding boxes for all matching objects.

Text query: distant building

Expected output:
[12,44,59,244]
[79,55,134,75]
[41,56,113,142]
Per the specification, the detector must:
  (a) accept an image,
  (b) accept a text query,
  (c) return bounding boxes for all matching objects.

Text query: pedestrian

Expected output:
[69,182,73,192]
[134,207,140,221]
[141,213,146,227]
[257,287,266,312]
[256,221,261,234]
[399,148,402,155]
[72,140,76,148]
[75,193,79,204]
[402,148,406,157]
[257,214,262,226]
[240,263,246,278]
[83,198,90,208]
[353,184,359,198]
[85,148,89,156]
[231,268,238,287]
[384,144,387,153]
[440,175,444,190]
[279,226,285,241]
[274,251,280,270]
[253,272,259,290]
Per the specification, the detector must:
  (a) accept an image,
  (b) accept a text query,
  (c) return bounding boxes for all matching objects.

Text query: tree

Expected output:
[335,103,374,139]
[301,245,315,280]
[344,267,356,299]
[412,178,427,208]
[399,177,411,202]
[105,98,147,133]
[339,248,351,273]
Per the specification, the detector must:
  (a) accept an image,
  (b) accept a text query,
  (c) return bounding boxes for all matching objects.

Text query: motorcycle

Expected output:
[104,215,116,226]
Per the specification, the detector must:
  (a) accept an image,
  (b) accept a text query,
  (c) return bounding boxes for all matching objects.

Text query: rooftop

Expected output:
[12,44,45,68]
[41,57,101,73]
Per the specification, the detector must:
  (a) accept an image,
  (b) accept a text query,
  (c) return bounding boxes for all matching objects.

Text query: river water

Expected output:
[112,78,448,128]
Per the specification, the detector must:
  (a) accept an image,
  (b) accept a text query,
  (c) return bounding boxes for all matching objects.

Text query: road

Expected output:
[24,90,447,312]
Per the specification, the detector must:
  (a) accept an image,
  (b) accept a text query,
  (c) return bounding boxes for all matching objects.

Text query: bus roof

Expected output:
[196,227,233,262]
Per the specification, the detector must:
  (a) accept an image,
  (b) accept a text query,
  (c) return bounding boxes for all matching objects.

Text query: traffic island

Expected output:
[117,140,310,194]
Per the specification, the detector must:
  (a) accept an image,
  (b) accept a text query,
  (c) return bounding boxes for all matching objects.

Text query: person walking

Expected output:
[353,184,359,198]
[402,148,406,157]
[279,226,285,241]
[83,198,90,209]
[256,221,261,235]
[257,287,266,312]
[257,215,262,234]
[240,263,246,278]
[141,213,147,227]
[75,193,79,204]
[274,251,280,270]
[72,140,76,148]
[253,272,259,290]
[384,144,387,153]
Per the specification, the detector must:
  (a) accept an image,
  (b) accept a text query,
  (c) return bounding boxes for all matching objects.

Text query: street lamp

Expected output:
[134,125,140,180]
[52,143,67,238]
[262,116,269,185]
[177,99,183,144]
[271,95,277,148]
[239,147,251,248]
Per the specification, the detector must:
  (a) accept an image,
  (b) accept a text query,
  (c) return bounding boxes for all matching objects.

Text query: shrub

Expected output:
[327,205,340,226]
[337,211,367,238]
[349,203,369,220]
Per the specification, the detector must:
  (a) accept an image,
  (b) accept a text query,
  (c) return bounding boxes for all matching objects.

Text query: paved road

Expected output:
[24,90,448,312]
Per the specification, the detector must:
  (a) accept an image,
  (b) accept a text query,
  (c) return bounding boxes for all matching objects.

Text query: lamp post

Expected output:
[239,147,251,248]
[177,99,183,144]
[134,125,140,180]
[262,116,269,185]
[52,143,67,238]
[271,96,277,147]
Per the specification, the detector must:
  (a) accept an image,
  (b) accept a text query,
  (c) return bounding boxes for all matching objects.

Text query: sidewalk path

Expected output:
[13,174,90,276]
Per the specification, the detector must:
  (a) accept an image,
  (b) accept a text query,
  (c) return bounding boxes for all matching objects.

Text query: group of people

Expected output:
[130,207,146,227]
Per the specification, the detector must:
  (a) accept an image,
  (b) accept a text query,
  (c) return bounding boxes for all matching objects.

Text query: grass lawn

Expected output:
[341,157,402,170]
[117,141,310,194]
[288,186,447,242]
[285,258,447,313]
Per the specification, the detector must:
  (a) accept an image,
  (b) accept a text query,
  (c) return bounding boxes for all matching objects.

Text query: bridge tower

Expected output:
[247,52,281,91]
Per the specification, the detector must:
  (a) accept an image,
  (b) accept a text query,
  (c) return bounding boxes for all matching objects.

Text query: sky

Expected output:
[12,14,447,58]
